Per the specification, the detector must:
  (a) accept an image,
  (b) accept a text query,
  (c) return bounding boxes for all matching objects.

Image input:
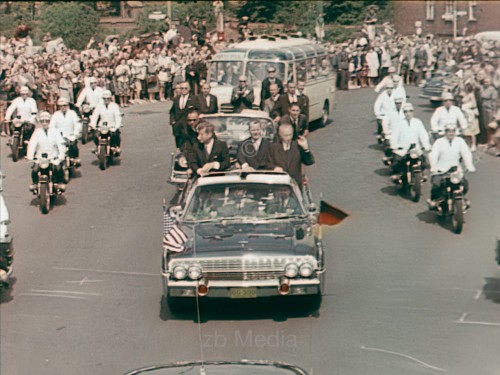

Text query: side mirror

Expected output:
[296,227,305,240]
[308,203,317,214]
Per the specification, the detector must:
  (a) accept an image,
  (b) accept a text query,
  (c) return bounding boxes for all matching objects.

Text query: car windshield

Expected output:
[203,116,275,144]
[183,183,304,222]
[209,61,244,86]
[246,62,285,87]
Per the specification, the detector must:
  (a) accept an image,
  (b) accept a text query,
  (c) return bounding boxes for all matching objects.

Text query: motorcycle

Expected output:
[431,166,468,234]
[9,117,34,162]
[95,122,119,171]
[0,210,13,294]
[80,104,94,144]
[392,144,426,202]
[62,135,81,183]
[31,153,65,214]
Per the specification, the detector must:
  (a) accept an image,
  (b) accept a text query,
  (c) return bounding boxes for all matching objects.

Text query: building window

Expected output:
[445,1,454,14]
[426,0,435,20]
[468,0,477,21]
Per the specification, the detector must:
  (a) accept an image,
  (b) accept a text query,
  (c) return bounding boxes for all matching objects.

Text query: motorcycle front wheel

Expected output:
[39,183,50,214]
[11,137,20,162]
[81,122,88,144]
[410,171,422,202]
[63,166,70,183]
[98,145,107,170]
[450,198,464,234]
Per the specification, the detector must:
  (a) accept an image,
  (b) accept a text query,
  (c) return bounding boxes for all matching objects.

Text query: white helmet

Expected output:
[39,111,51,121]
[394,96,404,104]
[442,92,454,101]
[388,66,396,73]
[57,97,69,106]
[444,123,457,131]
[403,103,414,111]
[385,80,395,89]
[20,86,30,94]
[102,90,112,99]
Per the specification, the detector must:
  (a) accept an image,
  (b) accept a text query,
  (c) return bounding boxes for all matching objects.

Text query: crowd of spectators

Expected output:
[1,19,499,150]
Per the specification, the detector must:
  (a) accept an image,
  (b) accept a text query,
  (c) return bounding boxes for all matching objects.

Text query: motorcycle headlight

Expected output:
[100,127,109,134]
[410,149,420,159]
[284,263,299,278]
[450,171,463,184]
[40,159,50,169]
[177,155,188,169]
[172,265,187,280]
[14,122,22,128]
[299,262,314,278]
[187,265,202,280]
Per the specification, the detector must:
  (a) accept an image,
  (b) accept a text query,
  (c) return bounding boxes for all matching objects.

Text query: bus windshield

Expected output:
[209,61,244,86]
[246,62,285,87]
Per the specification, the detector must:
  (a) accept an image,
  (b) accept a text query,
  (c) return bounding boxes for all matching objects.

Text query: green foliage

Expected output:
[39,2,101,50]
[0,2,36,38]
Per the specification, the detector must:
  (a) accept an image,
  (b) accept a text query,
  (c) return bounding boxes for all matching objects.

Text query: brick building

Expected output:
[393,1,500,37]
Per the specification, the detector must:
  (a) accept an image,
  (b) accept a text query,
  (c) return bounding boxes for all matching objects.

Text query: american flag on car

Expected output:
[163,205,187,252]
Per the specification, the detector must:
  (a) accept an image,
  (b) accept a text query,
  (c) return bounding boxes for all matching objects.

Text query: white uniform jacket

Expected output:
[383,108,405,139]
[27,127,66,161]
[374,91,396,119]
[430,105,467,133]
[90,102,123,129]
[5,96,38,122]
[375,75,404,93]
[0,194,9,239]
[391,117,431,157]
[76,86,104,109]
[49,110,82,139]
[429,136,475,174]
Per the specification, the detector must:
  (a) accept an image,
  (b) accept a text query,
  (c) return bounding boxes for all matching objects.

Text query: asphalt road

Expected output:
[1,86,499,375]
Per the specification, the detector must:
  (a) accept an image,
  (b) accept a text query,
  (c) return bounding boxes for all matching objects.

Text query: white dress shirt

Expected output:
[430,105,467,133]
[76,86,104,109]
[391,117,431,156]
[5,96,38,122]
[429,136,475,173]
[374,91,396,119]
[27,127,66,161]
[49,110,82,138]
[90,102,123,129]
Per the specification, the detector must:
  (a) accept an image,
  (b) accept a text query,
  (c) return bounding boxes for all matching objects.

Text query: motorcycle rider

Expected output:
[26,112,67,193]
[390,103,431,182]
[427,123,476,209]
[383,95,405,146]
[374,80,396,141]
[49,98,82,165]
[90,90,123,155]
[375,66,404,93]
[5,86,38,141]
[75,77,104,111]
[430,92,467,138]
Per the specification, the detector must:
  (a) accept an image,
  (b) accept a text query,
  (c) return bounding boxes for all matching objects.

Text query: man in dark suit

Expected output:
[267,185,301,215]
[170,81,198,148]
[297,80,310,121]
[260,66,284,110]
[196,83,218,114]
[231,75,255,113]
[237,121,273,170]
[189,121,230,177]
[279,103,309,139]
[262,83,282,122]
[276,81,299,117]
[177,109,201,157]
[270,123,315,188]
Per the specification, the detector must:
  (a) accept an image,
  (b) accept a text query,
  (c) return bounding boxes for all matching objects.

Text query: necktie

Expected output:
[44,129,48,136]
[181,95,186,109]
[206,95,210,107]
[253,140,259,152]
[449,139,452,146]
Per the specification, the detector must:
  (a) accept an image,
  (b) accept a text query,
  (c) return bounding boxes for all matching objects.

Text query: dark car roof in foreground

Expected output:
[123,359,309,375]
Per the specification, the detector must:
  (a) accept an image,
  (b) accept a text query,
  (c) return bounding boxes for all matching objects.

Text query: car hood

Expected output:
[169,221,316,259]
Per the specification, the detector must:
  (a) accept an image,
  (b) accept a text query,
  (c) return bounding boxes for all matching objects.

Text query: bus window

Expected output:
[245,62,285,87]
[318,57,332,76]
[209,61,243,86]
[297,60,307,82]
[306,58,319,80]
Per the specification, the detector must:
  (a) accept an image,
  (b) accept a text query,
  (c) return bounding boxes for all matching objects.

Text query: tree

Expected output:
[39,2,101,50]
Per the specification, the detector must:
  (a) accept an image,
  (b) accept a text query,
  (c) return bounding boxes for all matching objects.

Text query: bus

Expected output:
[208,35,336,126]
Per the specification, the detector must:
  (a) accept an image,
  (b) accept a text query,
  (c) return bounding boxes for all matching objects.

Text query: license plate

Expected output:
[230,287,257,299]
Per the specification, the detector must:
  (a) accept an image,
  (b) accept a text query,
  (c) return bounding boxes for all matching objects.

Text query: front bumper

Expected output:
[163,276,321,298]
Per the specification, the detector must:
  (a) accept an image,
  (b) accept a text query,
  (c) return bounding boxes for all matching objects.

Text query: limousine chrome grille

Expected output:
[169,256,318,281]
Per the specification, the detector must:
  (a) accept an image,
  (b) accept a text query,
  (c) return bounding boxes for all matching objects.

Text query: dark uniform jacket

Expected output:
[230,86,255,113]
[196,93,218,114]
[260,77,284,110]
[279,114,309,139]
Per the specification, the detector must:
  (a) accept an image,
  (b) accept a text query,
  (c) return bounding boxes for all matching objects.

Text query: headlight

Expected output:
[177,155,188,168]
[40,159,50,169]
[284,263,299,278]
[100,127,109,134]
[14,122,23,128]
[299,262,314,277]
[187,265,202,280]
[410,149,420,159]
[172,265,187,280]
[450,171,463,184]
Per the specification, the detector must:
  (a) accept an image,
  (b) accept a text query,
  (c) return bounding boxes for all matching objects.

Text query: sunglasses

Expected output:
[187,119,197,122]
[239,80,246,82]
[181,87,189,90]
[403,110,414,113]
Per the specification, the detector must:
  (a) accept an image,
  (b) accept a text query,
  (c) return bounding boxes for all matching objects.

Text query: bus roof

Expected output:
[213,37,327,61]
